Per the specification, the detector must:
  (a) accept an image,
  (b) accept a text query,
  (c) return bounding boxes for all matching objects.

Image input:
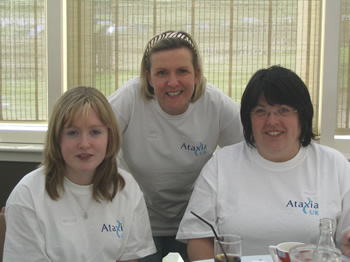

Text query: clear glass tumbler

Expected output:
[214,234,242,262]
[289,244,342,262]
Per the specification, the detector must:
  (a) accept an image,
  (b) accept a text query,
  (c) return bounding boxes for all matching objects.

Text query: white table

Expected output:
[194,256,272,262]
[244,255,350,262]
[242,255,272,262]
[197,254,350,262]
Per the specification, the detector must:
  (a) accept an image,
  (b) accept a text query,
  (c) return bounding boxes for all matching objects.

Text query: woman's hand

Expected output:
[341,229,350,257]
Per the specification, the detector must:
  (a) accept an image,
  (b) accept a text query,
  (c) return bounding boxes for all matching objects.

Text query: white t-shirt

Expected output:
[108,77,244,236]
[176,142,350,256]
[4,167,156,262]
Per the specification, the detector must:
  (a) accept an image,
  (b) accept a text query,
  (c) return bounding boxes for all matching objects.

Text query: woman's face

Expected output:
[251,94,301,162]
[60,108,108,185]
[147,47,199,115]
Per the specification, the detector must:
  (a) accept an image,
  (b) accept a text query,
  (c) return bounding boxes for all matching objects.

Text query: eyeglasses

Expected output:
[250,107,298,120]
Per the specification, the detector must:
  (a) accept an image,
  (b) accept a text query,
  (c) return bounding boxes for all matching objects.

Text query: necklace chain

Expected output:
[66,182,93,219]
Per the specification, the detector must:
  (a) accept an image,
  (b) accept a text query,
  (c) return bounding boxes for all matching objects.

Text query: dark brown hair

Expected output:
[241,65,317,148]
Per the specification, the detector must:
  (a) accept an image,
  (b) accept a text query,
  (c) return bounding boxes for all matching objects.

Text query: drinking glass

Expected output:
[214,234,242,262]
[289,244,342,262]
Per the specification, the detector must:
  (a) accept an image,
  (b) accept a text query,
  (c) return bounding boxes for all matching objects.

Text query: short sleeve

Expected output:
[176,155,218,242]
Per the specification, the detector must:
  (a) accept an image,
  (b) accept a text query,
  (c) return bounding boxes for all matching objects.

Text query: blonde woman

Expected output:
[108,31,244,261]
[4,86,156,262]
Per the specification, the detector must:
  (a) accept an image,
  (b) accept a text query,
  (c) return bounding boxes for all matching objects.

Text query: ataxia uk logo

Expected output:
[180,141,207,156]
[285,197,319,216]
[101,220,124,238]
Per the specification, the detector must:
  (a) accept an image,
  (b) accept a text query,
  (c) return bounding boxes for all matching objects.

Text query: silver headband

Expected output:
[144,31,196,55]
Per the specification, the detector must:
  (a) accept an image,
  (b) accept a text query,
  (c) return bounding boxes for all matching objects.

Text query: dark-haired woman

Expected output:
[177,65,350,260]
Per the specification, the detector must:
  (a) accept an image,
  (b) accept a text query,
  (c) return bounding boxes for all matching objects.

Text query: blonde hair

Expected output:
[42,86,125,202]
[140,30,206,102]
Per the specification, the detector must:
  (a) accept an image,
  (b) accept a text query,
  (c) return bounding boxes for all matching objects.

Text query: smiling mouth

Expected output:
[167,91,182,96]
[266,131,283,135]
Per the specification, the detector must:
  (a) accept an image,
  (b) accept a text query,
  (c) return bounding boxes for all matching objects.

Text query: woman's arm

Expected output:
[188,237,215,261]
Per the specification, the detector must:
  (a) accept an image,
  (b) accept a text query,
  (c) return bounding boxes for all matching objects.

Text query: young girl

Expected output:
[3,86,156,262]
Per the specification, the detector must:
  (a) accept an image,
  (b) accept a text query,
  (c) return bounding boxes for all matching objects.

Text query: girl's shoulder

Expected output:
[14,166,46,189]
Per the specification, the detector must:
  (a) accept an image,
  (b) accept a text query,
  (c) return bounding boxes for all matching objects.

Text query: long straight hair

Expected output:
[42,86,125,202]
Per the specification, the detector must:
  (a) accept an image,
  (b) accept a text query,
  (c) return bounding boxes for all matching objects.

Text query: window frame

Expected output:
[319,0,350,159]
[1,0,350,162]
[0,0,64,162]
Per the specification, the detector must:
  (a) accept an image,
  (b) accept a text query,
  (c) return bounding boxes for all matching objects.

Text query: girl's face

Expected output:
[60,108,108,185]
[251,94,301,162]
[147,47,199,115]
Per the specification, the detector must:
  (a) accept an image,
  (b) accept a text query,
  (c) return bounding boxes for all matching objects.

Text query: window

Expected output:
[67,0,322,135]
[0,0,47,121]
[1,0,350,160]
[337,0,350,133]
